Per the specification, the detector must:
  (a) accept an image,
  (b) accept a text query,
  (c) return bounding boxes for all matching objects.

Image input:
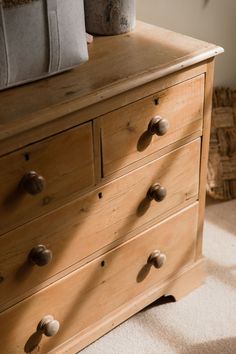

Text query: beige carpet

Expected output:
[81,199,236,354]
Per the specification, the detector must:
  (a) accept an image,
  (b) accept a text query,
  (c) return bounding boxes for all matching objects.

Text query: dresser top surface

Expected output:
[0,21,223,142]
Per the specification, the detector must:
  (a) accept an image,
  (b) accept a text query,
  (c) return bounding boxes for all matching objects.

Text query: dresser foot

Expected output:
[164,258,206,301]
[142,258,205,311]
[142,295,176,311]
[52,259,205,354]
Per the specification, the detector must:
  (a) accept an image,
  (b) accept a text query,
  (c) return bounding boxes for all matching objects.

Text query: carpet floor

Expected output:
[81,199,236,354]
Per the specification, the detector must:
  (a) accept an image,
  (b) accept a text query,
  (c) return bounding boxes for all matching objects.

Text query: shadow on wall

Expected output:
[203,0,210,7]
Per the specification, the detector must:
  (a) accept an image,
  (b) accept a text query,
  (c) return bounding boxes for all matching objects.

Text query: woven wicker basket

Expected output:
[207,87,236,200]
[0,0,37,7]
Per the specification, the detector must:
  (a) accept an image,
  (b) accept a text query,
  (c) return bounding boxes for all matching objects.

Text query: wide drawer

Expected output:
[100,75,204,176]
[0,139,200,309]
[0,122,95,236]
[0,203,198,354]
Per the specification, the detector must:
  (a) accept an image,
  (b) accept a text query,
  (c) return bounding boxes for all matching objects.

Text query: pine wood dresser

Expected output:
[0,22,223,353]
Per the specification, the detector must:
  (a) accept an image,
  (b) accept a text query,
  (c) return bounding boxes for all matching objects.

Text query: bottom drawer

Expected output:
[1,203,198,354]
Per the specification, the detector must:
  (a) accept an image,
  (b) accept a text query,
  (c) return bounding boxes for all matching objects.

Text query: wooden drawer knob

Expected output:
[148,250,166,269]
[21,171,45,195]
[147,183,167,202]
[38,315,60,337]
[148,116,169,136]
[29,245,53,267]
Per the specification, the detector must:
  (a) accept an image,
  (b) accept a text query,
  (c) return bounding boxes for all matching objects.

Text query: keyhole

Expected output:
[153,98,160,106]
[101,260,106,267]
[24,153,30,161]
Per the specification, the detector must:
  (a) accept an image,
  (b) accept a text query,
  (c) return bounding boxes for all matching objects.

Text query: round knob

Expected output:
[38,315,60,337]
[148,116,169,136]
[148,250,166,269]
[147,183,167,202]
[20,171,45,195]
[29,245,53,267]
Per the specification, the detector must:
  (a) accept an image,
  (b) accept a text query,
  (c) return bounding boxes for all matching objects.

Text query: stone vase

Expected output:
[84,0,136,35]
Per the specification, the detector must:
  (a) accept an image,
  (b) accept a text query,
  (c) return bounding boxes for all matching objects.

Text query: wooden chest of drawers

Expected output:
[0,22,223,353]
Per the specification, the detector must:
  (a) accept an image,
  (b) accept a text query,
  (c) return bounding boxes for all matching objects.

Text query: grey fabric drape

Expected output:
[0,0,88,90]
[46,0,60,73]
[0,5,9,87]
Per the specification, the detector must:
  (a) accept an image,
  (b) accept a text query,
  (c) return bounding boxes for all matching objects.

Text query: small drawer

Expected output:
[0,122,95,235]
[0,203,198,354]
[0,139,200,309]
[100,75,204,176]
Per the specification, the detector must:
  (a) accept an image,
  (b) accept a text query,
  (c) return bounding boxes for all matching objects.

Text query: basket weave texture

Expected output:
[207,87,236,200]
[0,0,38,7]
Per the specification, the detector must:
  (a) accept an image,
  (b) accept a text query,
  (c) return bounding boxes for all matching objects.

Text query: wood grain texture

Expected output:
[0,139,201,309]
[0,20,222,354]
[0,203,198,354]
[0,122,95,236]
[0,22,223,145]
[101,129,202,183]
[101,75,204,176]
[0,63,206,157]
[0,197,198,313]
[56,257,205,354]
[196,58,215,260]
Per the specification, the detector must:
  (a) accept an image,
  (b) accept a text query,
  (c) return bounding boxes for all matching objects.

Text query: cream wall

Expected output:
[136,0,236,88]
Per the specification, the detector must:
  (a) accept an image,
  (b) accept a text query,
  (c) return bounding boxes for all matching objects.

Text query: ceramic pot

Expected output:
[84,0,136,35]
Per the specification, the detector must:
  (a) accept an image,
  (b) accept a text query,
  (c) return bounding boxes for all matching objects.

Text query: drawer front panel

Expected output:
[0,139,200,308]
[101,75,204,176]
[0,203,198,354]
[0,122,95,236]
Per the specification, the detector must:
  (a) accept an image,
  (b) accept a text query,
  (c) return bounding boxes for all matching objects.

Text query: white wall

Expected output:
[136,0,236,88]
